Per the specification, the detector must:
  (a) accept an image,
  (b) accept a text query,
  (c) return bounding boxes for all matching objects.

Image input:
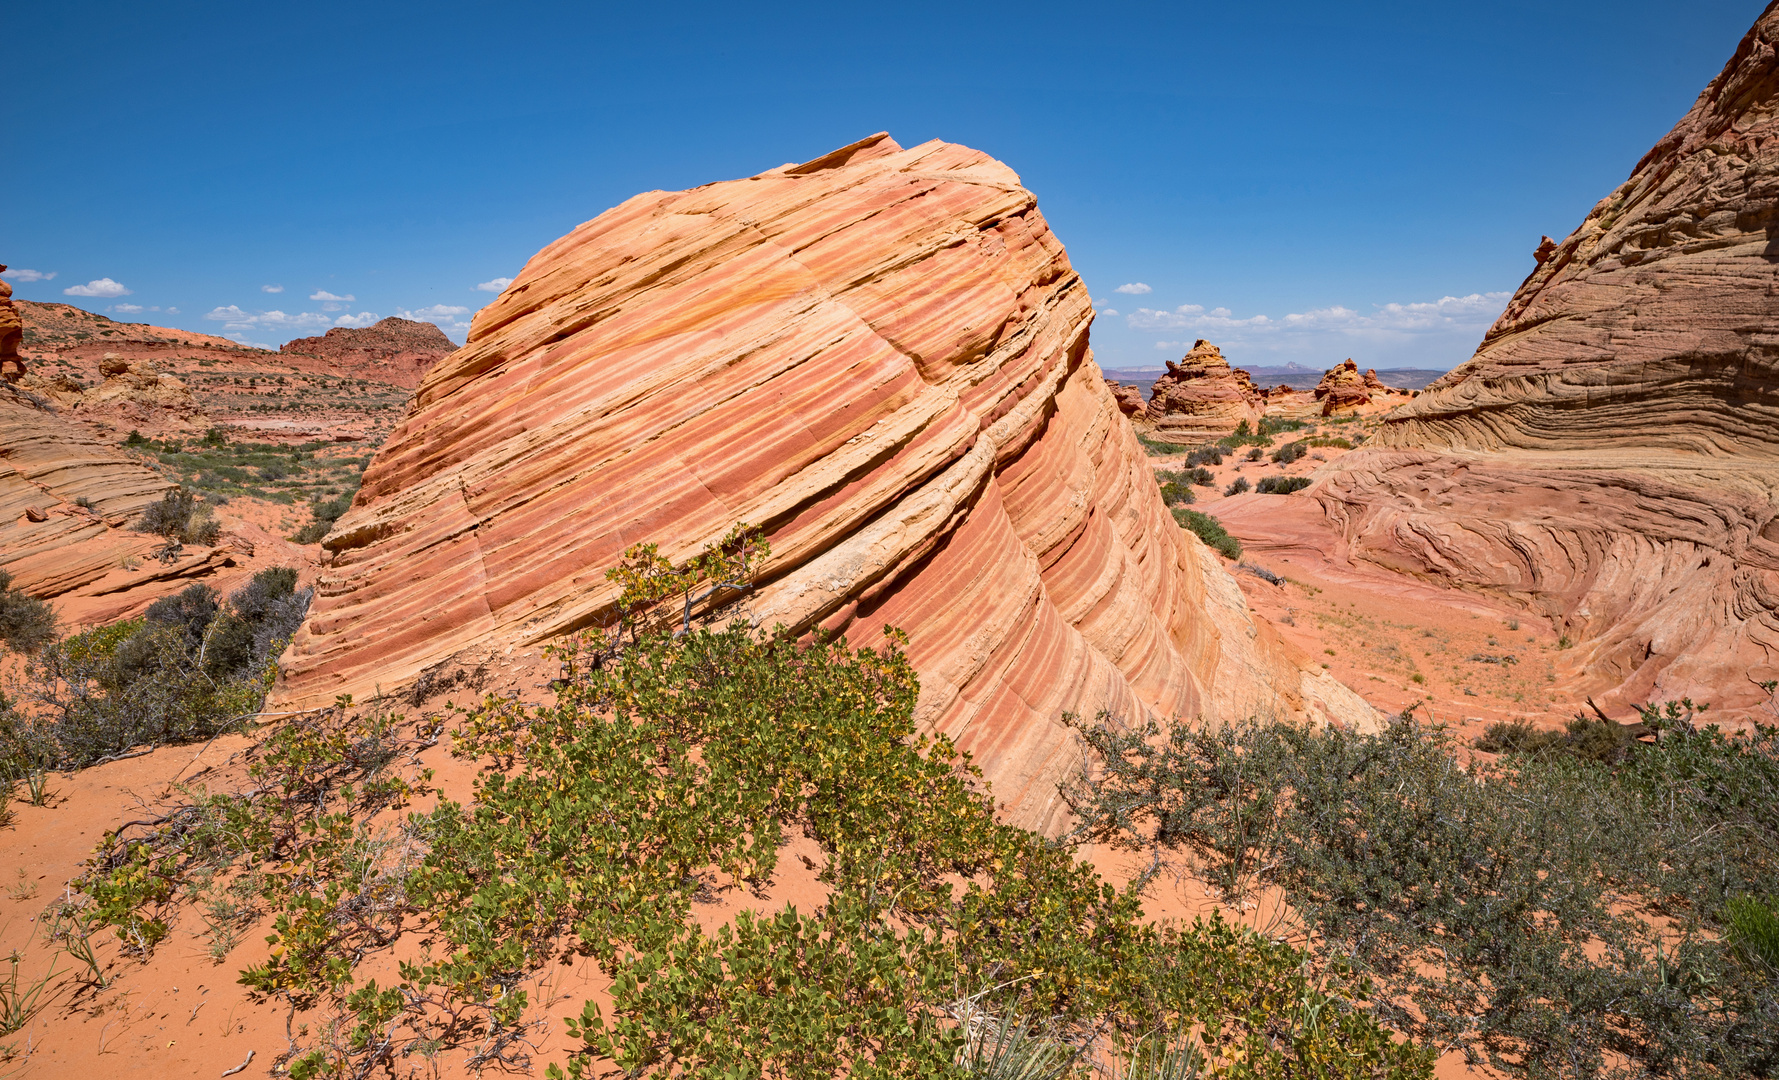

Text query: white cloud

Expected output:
[1099,308,1120,317]
[475,277,512,293]
[223,332,275,349]
[64,277,132,298]
[166,306,180,315]
[310,290,354,302]
[262,284,284,294]
[204,305,334,333]
[402,304,470,318]
[110,303,145,314]
[1127,293,1510,338]
[1114,282,1152,295]
[2,268,55,283]
[333,312,381,328]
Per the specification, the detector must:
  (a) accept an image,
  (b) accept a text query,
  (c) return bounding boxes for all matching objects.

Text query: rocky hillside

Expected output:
[279,316,456,389]
[272,132,1375,830]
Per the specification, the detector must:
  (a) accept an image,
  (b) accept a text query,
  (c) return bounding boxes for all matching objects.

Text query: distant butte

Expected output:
[280,317,457,390]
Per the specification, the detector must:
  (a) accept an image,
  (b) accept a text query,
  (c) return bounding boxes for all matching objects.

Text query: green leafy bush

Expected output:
[291,484,358,544]
[1254,475,1312,495]
[1172,509,1241,560]
[1155,470,1195,507]
[76,532,1424,1080]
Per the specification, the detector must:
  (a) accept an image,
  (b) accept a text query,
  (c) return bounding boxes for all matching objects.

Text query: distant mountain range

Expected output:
[1101,363,1449,393]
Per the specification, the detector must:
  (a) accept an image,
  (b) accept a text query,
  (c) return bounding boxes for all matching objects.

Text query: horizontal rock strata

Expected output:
[280,318,457,390]
[274,133,1374,829]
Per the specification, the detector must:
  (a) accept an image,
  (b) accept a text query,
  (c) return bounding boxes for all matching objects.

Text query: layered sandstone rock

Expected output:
[1144,340,1264,438]
[280,318,457,390]
[1104,379,1145,417]
[0,384,308,626]
[274,133,1375,828]
[1382,4,1779,455]
[0,273,22,381]
[1313,359,1370,416]
[1288,6,1779,713]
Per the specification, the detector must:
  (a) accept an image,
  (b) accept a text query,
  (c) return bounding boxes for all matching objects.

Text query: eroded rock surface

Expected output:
[1144,339,1264,438]
[273,134,1374,828]
[1313,359,1371,416]
[1105,379,1145,417]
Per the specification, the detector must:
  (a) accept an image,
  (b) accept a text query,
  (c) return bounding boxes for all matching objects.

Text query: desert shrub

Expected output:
[1244,447,1262,461]
[1222,477,1249,497]
[1136,433,1188,456]
[16,569,310,768]
[291,484,359,544]
[1255,475,1312,495]
[1258,417,1307,437]
[135,488,222,546]
[80,532,1424,1080]
[1155,470,1195,507]
[1172,508,1241,560]
[1728,895,1779,976]
[0,570,57,653]
[1185,446,1224,468]
[1270,440,1306,465]
[1065,705,1779,1077]
[1476,713,1641,766]
[1218,421,1272,449]
[1305,436,1353,450]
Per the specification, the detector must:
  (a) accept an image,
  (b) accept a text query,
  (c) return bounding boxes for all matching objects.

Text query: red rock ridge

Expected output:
[272,134,1375,829]
[279,318,457,390]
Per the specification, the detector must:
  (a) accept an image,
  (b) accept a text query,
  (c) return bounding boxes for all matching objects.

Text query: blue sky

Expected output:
[2,1,1765,371]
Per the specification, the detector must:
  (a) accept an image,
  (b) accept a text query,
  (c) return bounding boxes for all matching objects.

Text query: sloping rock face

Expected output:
[1313,359,1371,415]
[280,318,457,390]
[273,134,1374,829]
[1307,6,1779,713]
[0,275,23,381]
[1382,3,1779,455]
[1144,339,1263,438]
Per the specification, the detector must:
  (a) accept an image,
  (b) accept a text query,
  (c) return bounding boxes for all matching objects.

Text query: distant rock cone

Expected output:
[1313,359,1370,415]
[272,133,1375,829]
[1144,339,1264,437]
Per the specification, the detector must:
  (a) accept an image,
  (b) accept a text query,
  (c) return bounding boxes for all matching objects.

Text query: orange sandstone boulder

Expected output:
[1144,339,1264,438]
[272,134,1375,829]
[1313,359,1371,416]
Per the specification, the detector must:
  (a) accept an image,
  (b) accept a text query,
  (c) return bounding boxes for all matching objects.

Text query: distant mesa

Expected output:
[280,317,456,390]
[272,133,1376,830]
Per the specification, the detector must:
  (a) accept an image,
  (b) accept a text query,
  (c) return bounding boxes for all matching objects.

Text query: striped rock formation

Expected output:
[1144,339,1264,438]
[273,133,1373,829]
[1289,6,1779,713]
